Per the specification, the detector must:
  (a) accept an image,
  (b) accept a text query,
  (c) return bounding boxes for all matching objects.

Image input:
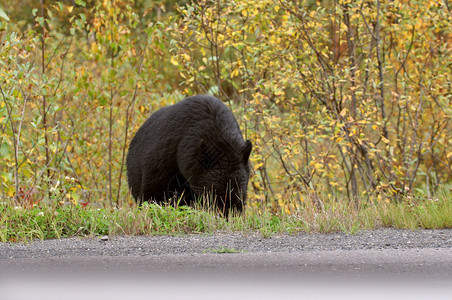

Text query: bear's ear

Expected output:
[243,140,252,163]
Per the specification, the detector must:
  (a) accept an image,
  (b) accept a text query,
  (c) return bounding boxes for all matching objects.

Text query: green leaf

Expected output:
[0,143,10,157]
[75,0,86,7]
[36,17,45,27]
[0,7,9,21]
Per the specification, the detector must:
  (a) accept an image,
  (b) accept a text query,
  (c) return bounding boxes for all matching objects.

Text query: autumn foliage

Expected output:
[0,0,450,211]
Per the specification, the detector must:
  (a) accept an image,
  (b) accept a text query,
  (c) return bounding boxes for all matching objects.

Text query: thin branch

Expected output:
[116,50,146,205]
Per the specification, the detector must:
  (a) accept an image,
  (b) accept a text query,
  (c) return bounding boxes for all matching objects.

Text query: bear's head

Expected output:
[181,138,252,216]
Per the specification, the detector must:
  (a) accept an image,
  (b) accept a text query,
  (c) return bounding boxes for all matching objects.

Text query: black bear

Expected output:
[126,95,252,216]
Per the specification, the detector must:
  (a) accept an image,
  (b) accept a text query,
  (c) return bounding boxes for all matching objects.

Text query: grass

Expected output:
[1,193,450,243]
[203,247,243,254]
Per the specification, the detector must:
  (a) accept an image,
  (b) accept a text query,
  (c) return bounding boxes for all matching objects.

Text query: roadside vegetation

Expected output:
[0,0,450,243]
[2,188,450,243]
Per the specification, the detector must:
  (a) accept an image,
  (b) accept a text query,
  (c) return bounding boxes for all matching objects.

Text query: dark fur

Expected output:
[126,95,252,215]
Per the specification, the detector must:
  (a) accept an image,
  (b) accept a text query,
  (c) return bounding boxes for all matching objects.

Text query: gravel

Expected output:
[1,228,450,259]
[1,228,451,300]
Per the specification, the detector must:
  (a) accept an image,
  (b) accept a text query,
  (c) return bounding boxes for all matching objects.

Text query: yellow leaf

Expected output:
[182,53,191,61]
[170,56,179,66]
[90,42,97,52]
[314,163,323,169]
[254,162,264,169]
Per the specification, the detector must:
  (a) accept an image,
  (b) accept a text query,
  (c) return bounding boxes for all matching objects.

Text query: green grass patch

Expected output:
[203,247,243,254]
[1,195,450,243]
[377,197,452,230]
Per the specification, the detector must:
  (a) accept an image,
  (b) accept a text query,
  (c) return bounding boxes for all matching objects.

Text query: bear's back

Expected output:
[176,95,244,146]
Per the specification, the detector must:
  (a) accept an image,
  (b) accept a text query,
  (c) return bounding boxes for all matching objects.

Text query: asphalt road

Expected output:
[1,229,451,300]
